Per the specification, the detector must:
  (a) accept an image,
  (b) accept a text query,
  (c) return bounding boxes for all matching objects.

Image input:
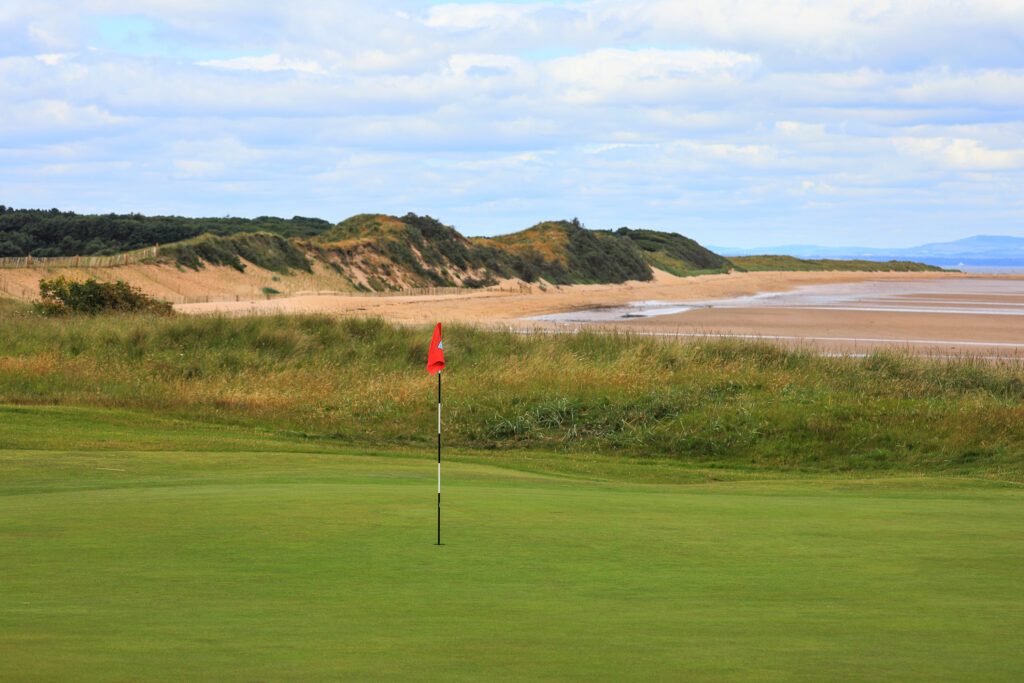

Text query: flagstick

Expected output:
[436,370,443,546]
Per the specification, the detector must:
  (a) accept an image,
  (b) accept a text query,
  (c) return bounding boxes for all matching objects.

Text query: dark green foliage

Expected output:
[561,221,652,283]
[461,275,498,288]
[34,276,173,315]
[381,234,451,286]
[466,242,521,278]
[482,243,558,283]
[166,235,245,271]
[322,215,658,286]
[319,213,471,287]
[485,219,654,284]
[614,226,733,275]
[398,213,472,272]
[0,205,331,257]
[729,254,946,272]
[162,233,311,273]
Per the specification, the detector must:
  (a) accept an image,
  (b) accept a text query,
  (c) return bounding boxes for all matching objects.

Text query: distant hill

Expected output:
[1,206,950,292]
[713,234,1024,268]
[611,227,731,276]
[485,219,656,284]
[312,213,495,290]
[311,216,708,289]
[728,255,945,273]
[0,208,731,290]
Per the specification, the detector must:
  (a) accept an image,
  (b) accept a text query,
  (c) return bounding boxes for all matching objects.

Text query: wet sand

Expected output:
[562,278,1024,358]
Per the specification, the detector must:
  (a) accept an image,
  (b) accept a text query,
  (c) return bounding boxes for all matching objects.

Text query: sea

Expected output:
[955,265,1024,274]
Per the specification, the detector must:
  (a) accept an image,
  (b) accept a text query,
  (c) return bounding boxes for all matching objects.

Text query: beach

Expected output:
[174,269,1024,358]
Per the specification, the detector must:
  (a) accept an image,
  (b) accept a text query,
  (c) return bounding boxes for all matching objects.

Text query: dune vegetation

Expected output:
[728,254,947,272]
[0,304,1020,480]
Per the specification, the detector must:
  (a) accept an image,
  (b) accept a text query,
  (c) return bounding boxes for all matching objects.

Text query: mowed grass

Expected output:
[2,407,1023,681]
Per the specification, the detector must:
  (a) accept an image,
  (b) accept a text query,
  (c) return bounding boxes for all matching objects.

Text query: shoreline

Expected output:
[171,269,1024,359]
[173,269,988,323]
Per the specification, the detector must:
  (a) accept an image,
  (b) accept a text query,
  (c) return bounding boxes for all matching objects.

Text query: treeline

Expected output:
[0,206,331,257]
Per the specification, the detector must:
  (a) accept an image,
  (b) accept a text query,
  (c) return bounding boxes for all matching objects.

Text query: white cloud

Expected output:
[424,0,1024,69]
[894,137,1024,170]
[0,99,131,141]
[543,48,759,104]
[896,68,1024,107]
[667,140,777,167]
[447,53,523,76]
[198,53,326,75]
[796,180,837,195]
[775,121,827,138]
[35,52,74,66]
[1,1,1024,246]
[426,4,535,30]
[451,151,550,170]
[172,159,225,178]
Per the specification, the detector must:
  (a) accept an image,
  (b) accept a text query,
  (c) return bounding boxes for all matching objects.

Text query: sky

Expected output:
[3,1,1024,248]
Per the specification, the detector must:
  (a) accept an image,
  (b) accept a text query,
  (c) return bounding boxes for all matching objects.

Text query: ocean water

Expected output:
[955,265,1024,274]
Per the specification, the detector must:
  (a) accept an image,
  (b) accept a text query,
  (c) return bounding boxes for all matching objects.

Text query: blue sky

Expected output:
[3,1,1024,247]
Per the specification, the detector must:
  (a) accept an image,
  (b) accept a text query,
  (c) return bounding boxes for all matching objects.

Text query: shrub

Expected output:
[35,276,173,316]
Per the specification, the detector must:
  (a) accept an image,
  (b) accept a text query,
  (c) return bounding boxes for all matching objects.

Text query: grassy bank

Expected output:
[0,306,1021,478]
[729,254,947,272]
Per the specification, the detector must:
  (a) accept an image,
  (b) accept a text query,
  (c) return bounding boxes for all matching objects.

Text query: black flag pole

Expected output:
[427,322,445,546]
[436,370,443,545]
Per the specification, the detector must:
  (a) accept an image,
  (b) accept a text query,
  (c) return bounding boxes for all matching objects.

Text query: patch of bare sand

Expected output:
[0,259,361,301]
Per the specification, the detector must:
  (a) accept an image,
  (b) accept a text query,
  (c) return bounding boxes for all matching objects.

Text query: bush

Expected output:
[35,276,173,316]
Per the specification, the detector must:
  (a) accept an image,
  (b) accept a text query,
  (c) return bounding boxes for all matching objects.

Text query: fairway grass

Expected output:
[1,407,1022,680]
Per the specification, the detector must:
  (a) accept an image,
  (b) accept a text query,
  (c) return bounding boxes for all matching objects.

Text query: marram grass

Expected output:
[0,306,1022,479]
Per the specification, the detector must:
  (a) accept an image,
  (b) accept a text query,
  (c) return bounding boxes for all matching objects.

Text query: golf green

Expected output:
[2,437,1022,680]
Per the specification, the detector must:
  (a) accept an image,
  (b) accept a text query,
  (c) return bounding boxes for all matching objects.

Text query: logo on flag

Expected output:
[427,323,445,374]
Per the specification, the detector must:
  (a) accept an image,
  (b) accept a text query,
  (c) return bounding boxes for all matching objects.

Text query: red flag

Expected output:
[427,323,445,374]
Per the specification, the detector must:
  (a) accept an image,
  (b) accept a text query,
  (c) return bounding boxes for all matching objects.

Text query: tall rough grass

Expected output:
[0,305,1021,478]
